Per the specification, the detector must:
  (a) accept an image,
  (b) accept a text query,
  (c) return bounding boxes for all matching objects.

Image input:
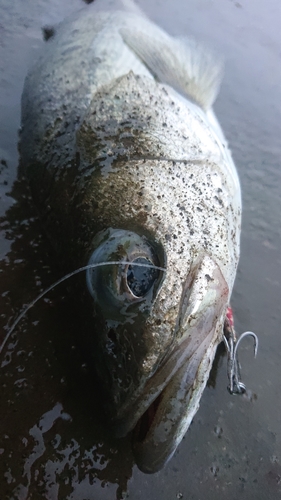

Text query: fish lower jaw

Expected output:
[131,371,198,474]
[128,325,223,473]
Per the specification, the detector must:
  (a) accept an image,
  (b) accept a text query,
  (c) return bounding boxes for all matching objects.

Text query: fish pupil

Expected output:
[127,258,159,297]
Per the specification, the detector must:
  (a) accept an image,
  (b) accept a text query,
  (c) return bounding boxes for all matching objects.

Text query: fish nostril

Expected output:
[126,257,159,297]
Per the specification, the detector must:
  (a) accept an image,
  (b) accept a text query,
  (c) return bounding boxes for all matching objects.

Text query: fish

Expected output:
[20,0,242,473]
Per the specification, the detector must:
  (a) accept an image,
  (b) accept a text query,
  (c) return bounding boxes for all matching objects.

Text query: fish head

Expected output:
[86,230,228,472]
[74,73,239,472]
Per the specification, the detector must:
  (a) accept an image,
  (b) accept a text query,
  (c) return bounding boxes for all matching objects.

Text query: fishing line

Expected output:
[0,261,166,356]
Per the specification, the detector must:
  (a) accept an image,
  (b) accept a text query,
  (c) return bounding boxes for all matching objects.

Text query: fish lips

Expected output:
[112,254,229,473]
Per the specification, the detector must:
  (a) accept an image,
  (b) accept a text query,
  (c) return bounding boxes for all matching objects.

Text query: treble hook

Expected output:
[223,316,258,394]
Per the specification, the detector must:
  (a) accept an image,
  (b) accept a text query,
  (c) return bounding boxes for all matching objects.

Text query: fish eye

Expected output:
[126,257,159,297]
[86,229,164,319]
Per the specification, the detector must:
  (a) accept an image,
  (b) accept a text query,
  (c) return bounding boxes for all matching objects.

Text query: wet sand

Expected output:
[0,1,280,498]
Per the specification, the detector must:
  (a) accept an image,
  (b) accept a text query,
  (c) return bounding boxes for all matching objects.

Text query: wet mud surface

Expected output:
[0,0,281,499]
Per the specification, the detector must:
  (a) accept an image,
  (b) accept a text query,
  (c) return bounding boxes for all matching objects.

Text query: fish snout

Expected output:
[130,255,229,472]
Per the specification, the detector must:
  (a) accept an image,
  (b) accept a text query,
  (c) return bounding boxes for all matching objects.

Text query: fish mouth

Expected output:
[113,254,229,473]
[132,330,220,473]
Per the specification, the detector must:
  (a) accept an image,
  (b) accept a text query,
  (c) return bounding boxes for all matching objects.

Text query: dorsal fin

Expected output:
[120,0,148,17]
[120,28,223,110]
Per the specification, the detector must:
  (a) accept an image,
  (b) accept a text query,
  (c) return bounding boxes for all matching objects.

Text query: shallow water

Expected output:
[0,0,281,499]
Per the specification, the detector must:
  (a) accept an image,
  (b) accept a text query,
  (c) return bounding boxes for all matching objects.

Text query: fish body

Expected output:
[21,0,241,473]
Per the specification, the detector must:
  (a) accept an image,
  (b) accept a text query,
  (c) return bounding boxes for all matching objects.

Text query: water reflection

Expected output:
[0,178,134,499]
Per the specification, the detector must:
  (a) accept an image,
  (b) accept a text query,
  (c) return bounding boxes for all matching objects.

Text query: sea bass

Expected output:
[20,0,241,473]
